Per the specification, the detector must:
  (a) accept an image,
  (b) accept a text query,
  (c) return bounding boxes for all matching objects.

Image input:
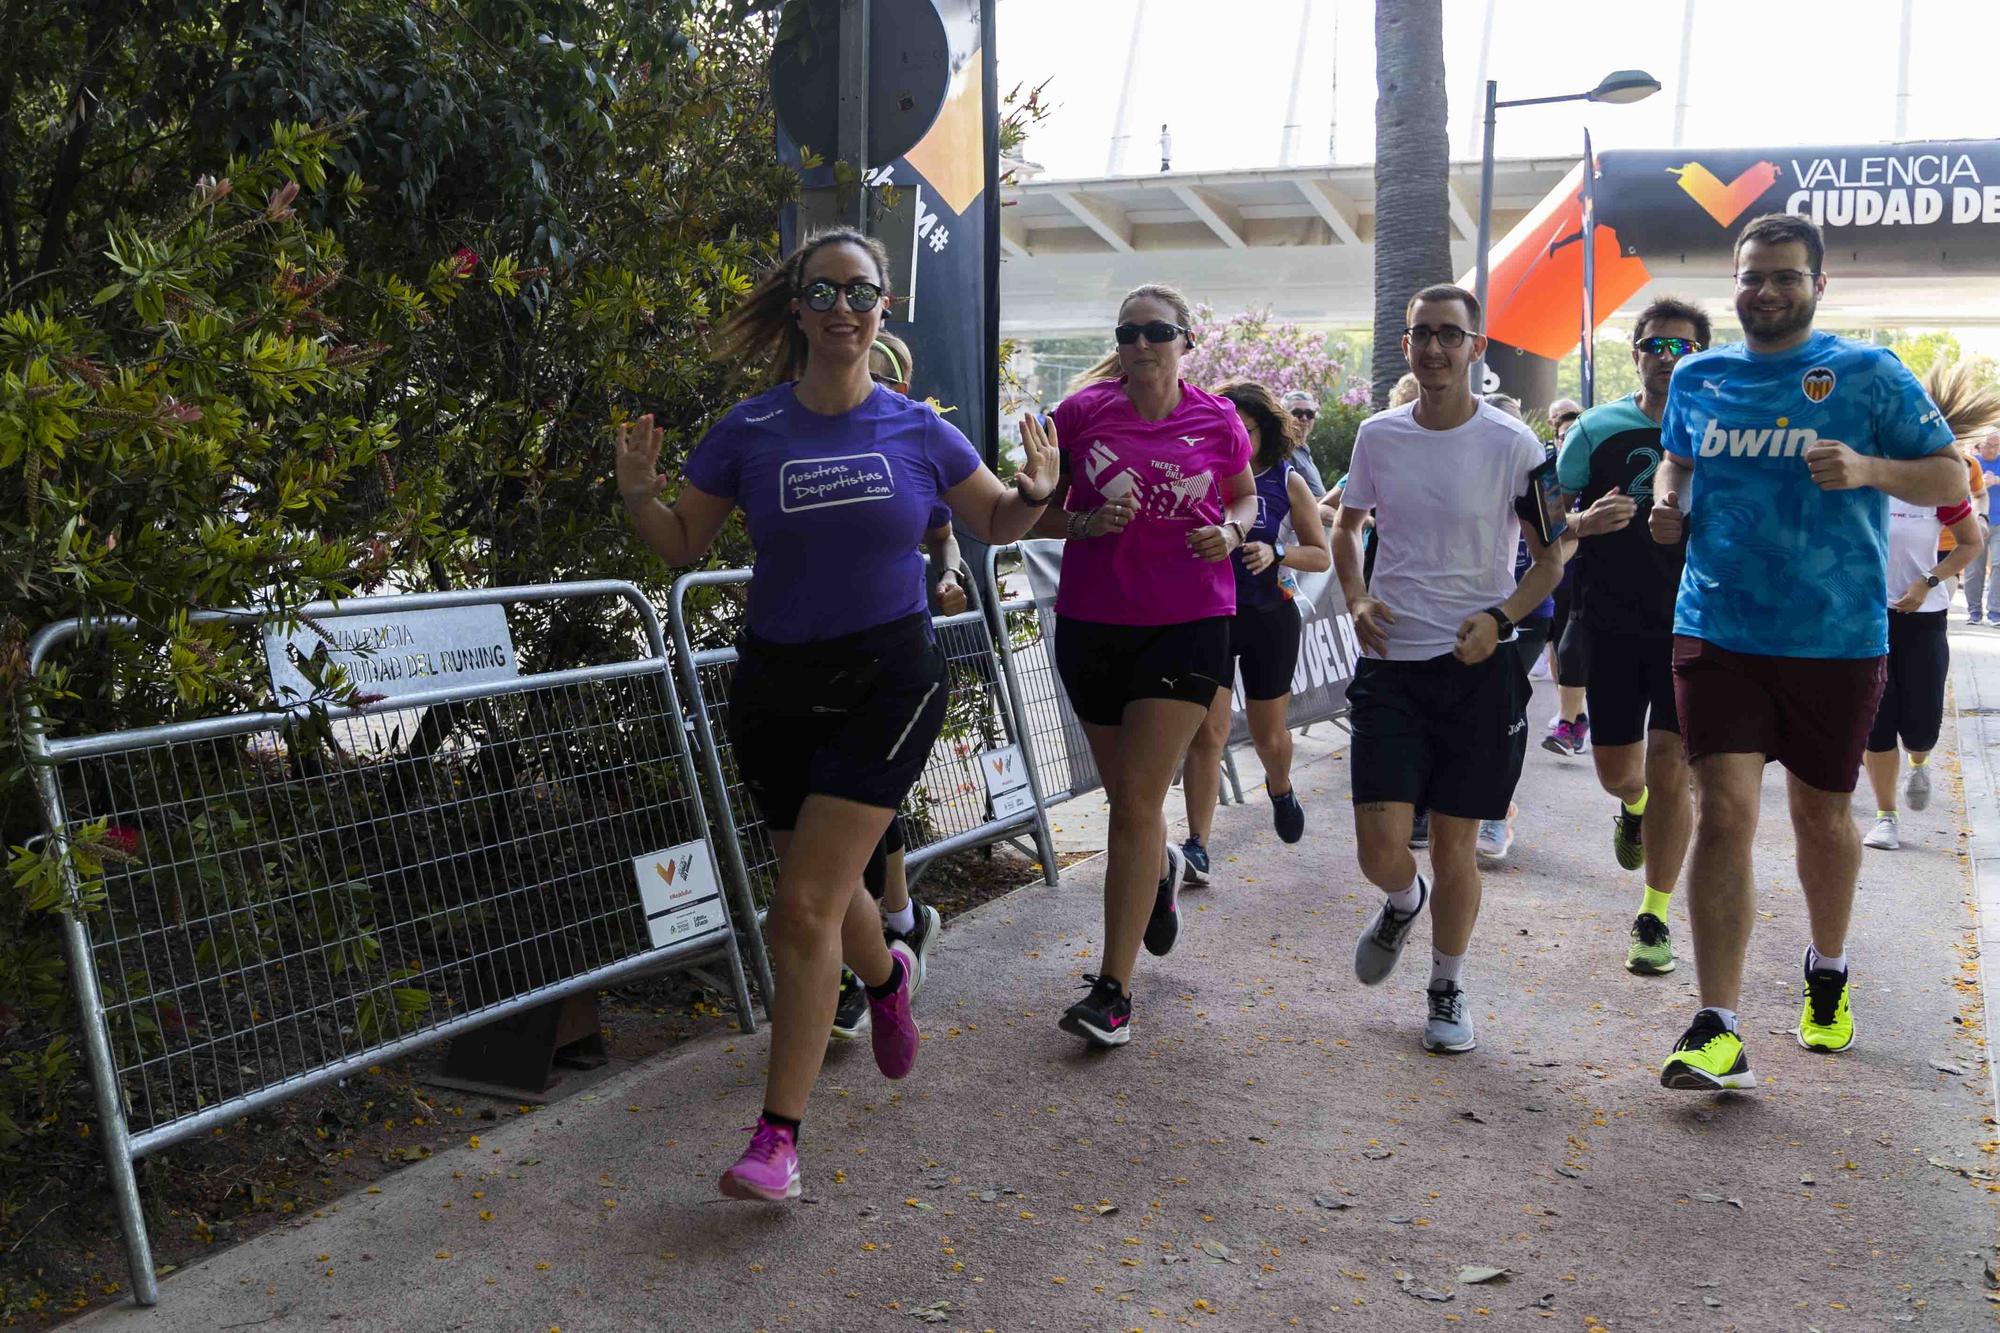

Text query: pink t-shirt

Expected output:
[1051,378,1254,625]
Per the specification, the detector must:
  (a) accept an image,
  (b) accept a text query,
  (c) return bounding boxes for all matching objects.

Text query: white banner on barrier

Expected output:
[264,603,518,703]
[634,841,727,950]
[990,786,1036,820]
[979,744,1030,799]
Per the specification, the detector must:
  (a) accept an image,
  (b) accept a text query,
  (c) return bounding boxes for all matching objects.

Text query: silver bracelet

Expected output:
[1067,509,1095,539]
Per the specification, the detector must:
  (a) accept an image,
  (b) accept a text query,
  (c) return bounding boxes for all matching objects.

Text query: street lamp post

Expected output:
[1469,68,1660,394]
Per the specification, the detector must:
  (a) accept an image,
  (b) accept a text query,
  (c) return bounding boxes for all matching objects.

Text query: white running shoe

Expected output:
[1476,815,1515,860]
[1904,763,1932,812]
[1862,813,1900,850]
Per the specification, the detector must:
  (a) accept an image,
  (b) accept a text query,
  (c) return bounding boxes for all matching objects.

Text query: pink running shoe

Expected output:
[719,1116,801,1201]
[869,940,921,1079]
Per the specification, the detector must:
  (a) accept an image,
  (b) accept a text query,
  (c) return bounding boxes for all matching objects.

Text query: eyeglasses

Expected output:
[1733,269,1818,292]
[1634,335,1704,359]
[798,279,884,312]
[1405,324,1470,349]
[1114,320,1188,345]
[1289,408,1317,422]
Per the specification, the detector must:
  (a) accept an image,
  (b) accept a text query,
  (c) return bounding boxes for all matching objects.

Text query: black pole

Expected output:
[980,0,1001,470]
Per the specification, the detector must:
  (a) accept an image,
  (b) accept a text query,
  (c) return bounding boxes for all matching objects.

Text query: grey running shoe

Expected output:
[1475,816,1514,860]
[1862,813,1900,850]
[1407,809,1430,850]
[1422,981,1477,1053]
[1904,763,1932,812]
[1354,876,1429,986]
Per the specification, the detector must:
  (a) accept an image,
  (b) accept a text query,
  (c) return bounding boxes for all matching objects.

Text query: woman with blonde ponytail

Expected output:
[613,225,1059,1201]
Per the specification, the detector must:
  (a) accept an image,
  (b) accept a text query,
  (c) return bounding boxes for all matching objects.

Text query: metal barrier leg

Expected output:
[1223,747,1247,805]
[27,721,158,1304]
[985,546,1061,887]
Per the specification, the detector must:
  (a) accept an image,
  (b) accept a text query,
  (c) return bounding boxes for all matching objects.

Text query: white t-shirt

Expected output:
[1340,399,1544,660]
[1884,500,1950,612]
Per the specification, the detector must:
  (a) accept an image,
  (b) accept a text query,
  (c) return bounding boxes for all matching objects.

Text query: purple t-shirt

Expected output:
[1052,379,1253,625]
[683,383,981,643]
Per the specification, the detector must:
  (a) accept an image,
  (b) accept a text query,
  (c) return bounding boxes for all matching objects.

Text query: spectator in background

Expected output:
[1279,390,1329,498]
[1962,428,2000,623]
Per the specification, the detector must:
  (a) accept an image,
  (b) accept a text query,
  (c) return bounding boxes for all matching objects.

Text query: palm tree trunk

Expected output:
[1371,0,1452,408]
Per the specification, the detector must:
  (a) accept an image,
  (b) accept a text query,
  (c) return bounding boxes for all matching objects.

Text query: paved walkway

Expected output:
[82,668,2000,1331]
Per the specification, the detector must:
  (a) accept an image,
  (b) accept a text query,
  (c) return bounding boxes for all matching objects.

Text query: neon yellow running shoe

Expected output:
[1626,912,1676,975]
[1612,805,1645,872]
[1660,1010,1756,1091]
[1798,951,1855,1053]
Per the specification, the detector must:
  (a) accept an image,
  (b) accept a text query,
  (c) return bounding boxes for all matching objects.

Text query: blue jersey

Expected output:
[1660,331,1954,659]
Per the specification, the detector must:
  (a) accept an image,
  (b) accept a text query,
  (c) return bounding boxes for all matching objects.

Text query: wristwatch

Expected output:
[1482,606,1516,637]
[1924,572,1941,588]
[1272,541,1287,564]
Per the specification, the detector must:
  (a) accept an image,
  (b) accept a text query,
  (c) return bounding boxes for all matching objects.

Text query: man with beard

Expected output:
[1557,298,1709,978]
[1648,214,1965,1091]
[1334,284,1564,1054]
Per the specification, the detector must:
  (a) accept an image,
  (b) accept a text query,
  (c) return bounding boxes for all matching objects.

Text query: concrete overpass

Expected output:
[998,155,2000,337]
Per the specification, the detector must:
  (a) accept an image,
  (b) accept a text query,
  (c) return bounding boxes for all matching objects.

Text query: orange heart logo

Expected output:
[655,859,677,885]
[1668,161,1782,227]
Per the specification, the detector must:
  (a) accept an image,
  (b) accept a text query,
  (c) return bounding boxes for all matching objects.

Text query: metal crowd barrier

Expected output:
[667,569,1060,949]
[22,582,753,1306]
[981,542,1101,805]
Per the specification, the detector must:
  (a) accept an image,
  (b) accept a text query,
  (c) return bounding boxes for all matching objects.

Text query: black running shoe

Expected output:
[1059,973,1132,1047]
[831,967,869,1041]
[1271,788,1306,844]
[1407,809,1431,850]
[887,896,941,995]
[1143,842,1184,957]
[1612,804,1645,872]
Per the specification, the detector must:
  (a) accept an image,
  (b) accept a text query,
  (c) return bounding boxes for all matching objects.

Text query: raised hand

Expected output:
[1016,414,1060,503]
[1579,491,1637,537]
[615,413,668,505]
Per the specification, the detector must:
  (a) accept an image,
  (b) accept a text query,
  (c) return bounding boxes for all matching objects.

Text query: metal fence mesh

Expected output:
[53,665,714,1145]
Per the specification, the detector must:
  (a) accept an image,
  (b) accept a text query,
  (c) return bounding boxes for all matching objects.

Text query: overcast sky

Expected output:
[996,0,2000,179]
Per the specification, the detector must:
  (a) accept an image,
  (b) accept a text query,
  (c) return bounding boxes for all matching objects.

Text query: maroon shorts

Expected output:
[1671,636,1886,794]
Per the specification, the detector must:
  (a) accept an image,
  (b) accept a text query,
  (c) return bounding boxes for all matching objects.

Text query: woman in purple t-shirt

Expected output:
[1024,282,1258,1048]
[613,226,1057,1203]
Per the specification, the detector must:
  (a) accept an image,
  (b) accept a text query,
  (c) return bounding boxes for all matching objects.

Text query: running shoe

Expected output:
[1407,809,1431,850]
[1475,814,1514,860]
[1422,981,1476,1052]
[1353,876,1429,985]
[1571,713,1591,755]
[1612,803,1645,871]
[1626,912,1676,975]
[868,941,920,1079]
[1144,842,1184,956]
[719,1116,801,1201]
[1542,720,1577,757]
[1271,788,1306,844]
[887,896,942,995]
[1798,951,1855,1053]
[1660,1010,1756,1091]
[1862,813,1901,850]
[1971,613,1985,625]
[1180,836,1211,886]
[1904,763,1933,812]
[830,968,870,1041]
[1058,972,1132,1047]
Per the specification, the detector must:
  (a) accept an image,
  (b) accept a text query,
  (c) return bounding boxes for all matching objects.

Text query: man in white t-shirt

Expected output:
[1332,283,1567,1054]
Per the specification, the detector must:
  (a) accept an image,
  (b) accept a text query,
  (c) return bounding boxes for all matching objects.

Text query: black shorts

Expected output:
[1584,629,1680,748]
[1556,606,1591,688]
[729,614,948,831]
[861,815,907,898]
[1867,609,1949,754]
[1346,649,1530,820]
[1228,601,1303,701]
[1054,615,1231,727]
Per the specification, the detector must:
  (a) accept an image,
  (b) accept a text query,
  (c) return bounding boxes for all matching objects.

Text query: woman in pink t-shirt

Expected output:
[1022,282,1256,1047]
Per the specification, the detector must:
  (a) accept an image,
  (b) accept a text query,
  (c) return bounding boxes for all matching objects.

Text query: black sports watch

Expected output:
[1924,572,1941,588]
[1483,606,1516,637]
[1272,541,1287,564]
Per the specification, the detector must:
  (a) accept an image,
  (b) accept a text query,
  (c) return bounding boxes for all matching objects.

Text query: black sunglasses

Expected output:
[1634,335,1704,359]
[1289,408,1317,421]
[798,279,883,313]
[1114,320,1188,346]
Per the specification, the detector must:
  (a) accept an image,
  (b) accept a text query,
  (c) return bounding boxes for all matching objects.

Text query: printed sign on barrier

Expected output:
[264,603,518,703]
[634,841,727,949]
[979,744,1029,798]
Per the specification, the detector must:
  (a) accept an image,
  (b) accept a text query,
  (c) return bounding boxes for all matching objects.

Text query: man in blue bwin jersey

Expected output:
[1648,212,1966,1092]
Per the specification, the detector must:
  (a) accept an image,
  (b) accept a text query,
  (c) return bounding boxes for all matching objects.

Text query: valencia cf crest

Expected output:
[1801,367,1836,403]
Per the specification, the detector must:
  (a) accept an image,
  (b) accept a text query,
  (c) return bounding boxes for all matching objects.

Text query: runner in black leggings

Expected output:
[614,226,1057,1200]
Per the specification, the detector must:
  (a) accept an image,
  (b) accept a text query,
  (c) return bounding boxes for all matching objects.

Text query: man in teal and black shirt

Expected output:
[1557,297,1711,981]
